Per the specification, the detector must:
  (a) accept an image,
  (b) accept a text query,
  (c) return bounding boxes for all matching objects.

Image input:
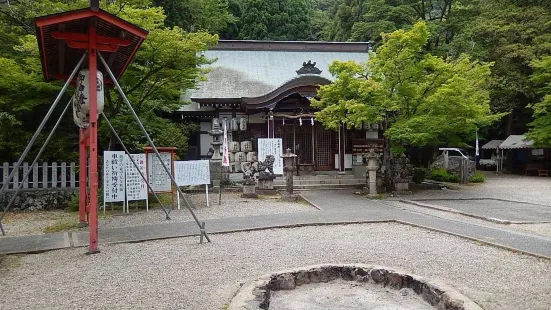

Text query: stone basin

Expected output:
[228,264,481,310]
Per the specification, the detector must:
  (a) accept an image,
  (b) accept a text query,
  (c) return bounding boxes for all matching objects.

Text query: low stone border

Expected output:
[228,264,482,310]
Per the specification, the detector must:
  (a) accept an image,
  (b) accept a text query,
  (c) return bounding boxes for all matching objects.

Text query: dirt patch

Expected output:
[270,279,431,310]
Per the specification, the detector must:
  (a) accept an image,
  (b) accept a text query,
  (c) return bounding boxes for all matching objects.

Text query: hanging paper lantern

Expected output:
[231,118,239,132]
[239,117,248,131]
[72,69,105,128]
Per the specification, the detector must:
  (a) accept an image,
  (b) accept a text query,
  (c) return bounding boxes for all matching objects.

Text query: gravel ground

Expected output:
[1,223,550,310]
[408,172,551,206]
[1,193,315,236]
[384,200,551,238]
[1,211,78,236]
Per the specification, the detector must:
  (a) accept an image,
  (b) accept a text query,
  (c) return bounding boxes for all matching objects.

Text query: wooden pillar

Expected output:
[339,124,345,172]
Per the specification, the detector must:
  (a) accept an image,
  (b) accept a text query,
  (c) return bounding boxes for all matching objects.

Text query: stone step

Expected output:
[273,179,365,185]
[275,174,358,180]
[274,183,364,191]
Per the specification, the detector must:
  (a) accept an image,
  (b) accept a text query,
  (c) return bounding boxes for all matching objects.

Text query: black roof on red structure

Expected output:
[34,7,148,82]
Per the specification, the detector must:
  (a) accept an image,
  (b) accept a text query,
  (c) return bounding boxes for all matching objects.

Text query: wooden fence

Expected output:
[0,162,79,191]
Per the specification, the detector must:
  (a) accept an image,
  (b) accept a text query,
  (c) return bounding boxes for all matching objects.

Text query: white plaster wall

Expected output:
[335,154,353,169]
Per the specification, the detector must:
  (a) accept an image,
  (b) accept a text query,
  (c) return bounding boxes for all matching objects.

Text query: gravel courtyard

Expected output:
[1,223,550,310]
[1,193,315,236]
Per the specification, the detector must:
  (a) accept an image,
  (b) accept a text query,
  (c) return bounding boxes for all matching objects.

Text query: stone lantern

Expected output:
[365,149,381,197]
[281,148,298,201]
[208,119,223,188]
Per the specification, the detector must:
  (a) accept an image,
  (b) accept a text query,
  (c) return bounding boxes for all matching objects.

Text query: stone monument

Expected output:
[365,149,381,197]
[257,155,276,190]
[392,153,413,192]
[281,148,298,201]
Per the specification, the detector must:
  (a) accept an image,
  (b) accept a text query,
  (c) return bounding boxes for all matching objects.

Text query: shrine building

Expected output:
[173,40,383,173]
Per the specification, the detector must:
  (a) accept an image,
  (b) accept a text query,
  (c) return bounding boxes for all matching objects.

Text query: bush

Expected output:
[412,168,428,184]
[428,168,459,183]
[65,193,79,212]
[469,171,485,183]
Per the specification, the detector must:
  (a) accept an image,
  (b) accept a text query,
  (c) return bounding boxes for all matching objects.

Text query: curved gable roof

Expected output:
[189,40,369,102]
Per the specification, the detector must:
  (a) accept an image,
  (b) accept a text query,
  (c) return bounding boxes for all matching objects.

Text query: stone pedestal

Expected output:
[257,176,275,190]
[241,184,257,198]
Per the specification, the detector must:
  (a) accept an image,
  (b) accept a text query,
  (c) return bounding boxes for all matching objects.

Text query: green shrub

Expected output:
[428,168,459,183]
[65,193,79,212]
[412,168,428,184]
[428,168,449,182]
[469,171,485,183]
[446,173,460,183]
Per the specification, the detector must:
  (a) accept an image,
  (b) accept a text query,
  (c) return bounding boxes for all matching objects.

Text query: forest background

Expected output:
[1,0,550,162]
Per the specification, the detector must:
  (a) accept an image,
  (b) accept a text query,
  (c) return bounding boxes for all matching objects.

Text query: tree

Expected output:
[0,0,216,161]
[238,0,314,40]
[526,57,551,146]
[154,0,236,34]
[312,22,500,185]
[449,1,551,136]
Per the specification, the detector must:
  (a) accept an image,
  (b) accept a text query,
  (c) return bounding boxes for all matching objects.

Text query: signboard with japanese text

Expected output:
[147,152,172,192]
[125,154,147,201]
[103,151,125,203]
[174,160,210,186]
[258,138,284,175]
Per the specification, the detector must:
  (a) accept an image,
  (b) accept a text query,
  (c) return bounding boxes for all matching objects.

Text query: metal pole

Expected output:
[0,99,72,232]
[99,53,210,242]
[0,54,85,203]
[101,113,171,220]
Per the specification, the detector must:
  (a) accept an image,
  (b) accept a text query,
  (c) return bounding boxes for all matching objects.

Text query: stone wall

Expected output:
[0,189,75,211]
[228,264,482,310]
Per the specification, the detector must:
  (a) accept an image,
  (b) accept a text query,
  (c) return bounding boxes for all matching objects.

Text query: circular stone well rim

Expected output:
[227,264,482,310]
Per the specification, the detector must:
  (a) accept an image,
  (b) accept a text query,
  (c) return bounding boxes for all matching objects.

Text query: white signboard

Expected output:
[125,154,147,201]
[174,160,211,186]
[148,152,172,192]
[103,151,125,203]
[258,138,284,175]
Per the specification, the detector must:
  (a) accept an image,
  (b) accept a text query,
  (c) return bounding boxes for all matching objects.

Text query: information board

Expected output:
[125,154,147,201]
[174,160,211,186]
[103,151,125,203]
[147,152,172,192]
[258,138,284,175]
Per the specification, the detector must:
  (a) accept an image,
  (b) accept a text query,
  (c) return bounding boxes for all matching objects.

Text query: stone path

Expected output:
[1,189,551,259]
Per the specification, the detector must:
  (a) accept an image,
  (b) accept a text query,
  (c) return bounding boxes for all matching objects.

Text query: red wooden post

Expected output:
[87,20,99,253]
[78,128,87,226]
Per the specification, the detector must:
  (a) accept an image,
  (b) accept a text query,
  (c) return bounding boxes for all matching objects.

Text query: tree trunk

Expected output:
[506,111,513,136]
[382,116,393,192]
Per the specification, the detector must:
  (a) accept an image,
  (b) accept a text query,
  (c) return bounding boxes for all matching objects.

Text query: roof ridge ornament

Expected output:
[296,60,322,75]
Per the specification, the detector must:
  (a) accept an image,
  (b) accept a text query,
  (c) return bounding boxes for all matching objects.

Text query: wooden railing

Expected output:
[0,162,79,191]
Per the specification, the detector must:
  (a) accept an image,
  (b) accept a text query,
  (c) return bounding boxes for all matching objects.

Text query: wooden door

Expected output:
[315,124,333,170]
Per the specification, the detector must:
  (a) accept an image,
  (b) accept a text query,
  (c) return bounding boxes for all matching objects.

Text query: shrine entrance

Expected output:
[274,121,334,171]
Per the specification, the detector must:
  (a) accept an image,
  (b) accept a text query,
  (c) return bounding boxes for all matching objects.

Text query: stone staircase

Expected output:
[274,171,366,191]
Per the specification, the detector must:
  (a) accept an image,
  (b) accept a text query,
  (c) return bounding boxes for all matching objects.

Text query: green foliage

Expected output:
[238,0,314,40]
[412,167,428,184]
[428,168,459,183]
[526,56,551,147]
[65,193,79,212]
[154,0,237,33]
[312,22,501,150]
[469,171,485,183]
[0,0,216,161]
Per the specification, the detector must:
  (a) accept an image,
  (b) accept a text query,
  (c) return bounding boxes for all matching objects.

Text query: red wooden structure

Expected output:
[34,2,147,253]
